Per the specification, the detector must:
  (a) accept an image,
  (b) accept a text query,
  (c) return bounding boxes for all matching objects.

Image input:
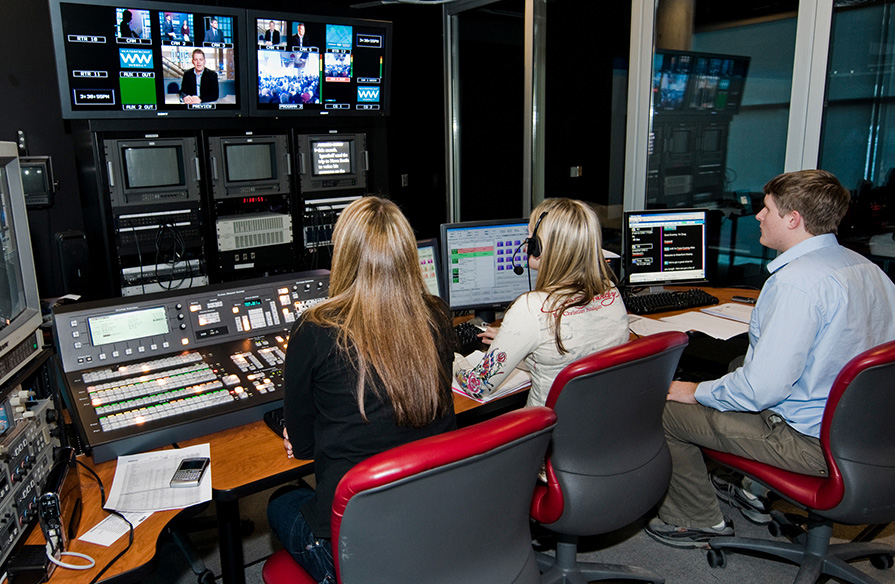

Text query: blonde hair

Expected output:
[304,197,452,426]
[529,198,615,353]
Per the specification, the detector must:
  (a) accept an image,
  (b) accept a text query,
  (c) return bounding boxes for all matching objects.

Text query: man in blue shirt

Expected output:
[646,169,895,548]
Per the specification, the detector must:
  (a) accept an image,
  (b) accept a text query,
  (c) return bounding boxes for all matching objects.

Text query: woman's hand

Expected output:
[283,427,293,459]
[477,325,499,345]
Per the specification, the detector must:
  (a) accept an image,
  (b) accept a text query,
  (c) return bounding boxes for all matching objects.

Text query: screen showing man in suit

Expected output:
[180,49,219,104]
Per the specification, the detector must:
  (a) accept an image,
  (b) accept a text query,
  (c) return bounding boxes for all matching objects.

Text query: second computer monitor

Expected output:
[623,208,708,289]
[416,238,443,299]
[440,218,531,318]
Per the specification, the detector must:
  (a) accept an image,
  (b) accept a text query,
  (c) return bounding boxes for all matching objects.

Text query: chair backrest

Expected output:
[818,339,895,524]
[530,331,689,535]
[331,407,557,584]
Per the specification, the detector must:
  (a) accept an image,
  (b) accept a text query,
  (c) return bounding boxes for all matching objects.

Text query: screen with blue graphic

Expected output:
[251,11,391,116]
[49,0,246,118]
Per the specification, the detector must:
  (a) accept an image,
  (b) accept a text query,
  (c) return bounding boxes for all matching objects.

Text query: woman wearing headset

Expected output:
[454,198,629,407]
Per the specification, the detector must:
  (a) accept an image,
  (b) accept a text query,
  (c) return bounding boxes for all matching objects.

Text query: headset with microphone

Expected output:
[512,212,547,275]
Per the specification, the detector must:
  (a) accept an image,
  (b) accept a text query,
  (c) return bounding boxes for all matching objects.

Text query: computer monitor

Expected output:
[297,133,367,195]
[623,208,708,290]
[0,143,45,387]
[49,0,247,118]
[440,218,531,320]
[207,134,291,200]
[416,238,443,299]
[249,10,391,116]
[103,137,201,208]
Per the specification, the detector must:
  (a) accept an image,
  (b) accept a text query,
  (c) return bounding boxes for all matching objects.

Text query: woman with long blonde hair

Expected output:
[268,197,456,583]
[455,198,629,407]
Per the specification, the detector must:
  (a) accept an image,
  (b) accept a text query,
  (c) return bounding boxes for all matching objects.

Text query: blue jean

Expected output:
[267,486,336,584]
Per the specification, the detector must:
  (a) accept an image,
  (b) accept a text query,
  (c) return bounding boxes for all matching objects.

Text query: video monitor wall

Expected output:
[652,50,750,114]
[49,0,245,118]
[49,1,392,119]
[249,11,391,116]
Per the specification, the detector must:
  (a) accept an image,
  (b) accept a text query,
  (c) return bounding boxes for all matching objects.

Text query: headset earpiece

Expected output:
[527,212,547,259]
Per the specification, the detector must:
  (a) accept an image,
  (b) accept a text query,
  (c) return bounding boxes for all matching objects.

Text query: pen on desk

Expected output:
[731,296,757,305]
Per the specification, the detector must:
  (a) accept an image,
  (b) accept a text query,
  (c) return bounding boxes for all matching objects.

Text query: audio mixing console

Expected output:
[53,270,330,462]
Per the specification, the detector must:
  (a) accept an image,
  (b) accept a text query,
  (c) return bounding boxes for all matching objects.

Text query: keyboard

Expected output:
[454,319,486,355]
[623,288,719,315]
[264,407,286,437]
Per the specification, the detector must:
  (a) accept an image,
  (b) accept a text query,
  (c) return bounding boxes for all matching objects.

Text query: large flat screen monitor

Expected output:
[249,10,391,116]
[623,208,708,289]
[440,219,531,318]
[49,0,247,118]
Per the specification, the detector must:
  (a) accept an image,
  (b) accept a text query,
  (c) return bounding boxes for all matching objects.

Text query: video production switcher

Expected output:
[52,270,330,463]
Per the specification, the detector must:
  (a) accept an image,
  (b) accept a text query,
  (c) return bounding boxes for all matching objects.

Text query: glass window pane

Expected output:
[647,3,798,286]
[821,2,895,280]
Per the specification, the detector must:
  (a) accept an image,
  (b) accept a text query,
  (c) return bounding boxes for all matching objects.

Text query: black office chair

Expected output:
[704,339,895,583]
[530,331,689,584]
[262,407,558,584]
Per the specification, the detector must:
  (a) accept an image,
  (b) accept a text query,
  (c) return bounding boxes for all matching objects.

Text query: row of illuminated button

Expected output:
[98,388,237,432]
[93,380,225,417]
[87,363,217,405]
[82,352,204,383]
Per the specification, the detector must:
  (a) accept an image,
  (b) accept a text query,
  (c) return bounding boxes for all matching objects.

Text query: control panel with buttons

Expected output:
[52,270,330,462]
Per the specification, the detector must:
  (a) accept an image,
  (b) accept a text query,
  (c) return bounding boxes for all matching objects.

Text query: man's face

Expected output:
[211,19,218,29]
[192,52,206,73]
[756,194,790,251]
[298,24,305,35]
[269,21,276,30]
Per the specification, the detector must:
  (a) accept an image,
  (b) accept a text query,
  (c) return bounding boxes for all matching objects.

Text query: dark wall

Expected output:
[1,0,84,299]
[0,0,448,297]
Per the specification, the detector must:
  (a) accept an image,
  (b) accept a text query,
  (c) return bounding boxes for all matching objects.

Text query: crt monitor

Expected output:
[103,137,201,208]
[440,219,532,319]
[0,143,45,387]
[416,238,443,299]
[623,208,708,290]
[297,133,367,194]
[207,134,291,200]
[49,0,247,118]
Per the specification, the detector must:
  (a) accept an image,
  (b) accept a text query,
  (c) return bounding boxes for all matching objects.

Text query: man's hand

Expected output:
[667,380,699,404]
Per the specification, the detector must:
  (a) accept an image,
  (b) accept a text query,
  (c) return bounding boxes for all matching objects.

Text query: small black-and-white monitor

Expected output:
[440,218,531,319]
[623,208,708,290]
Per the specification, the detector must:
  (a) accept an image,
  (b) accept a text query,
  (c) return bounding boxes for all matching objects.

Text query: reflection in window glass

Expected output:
[648,4,798,286]
[821,2,895,279]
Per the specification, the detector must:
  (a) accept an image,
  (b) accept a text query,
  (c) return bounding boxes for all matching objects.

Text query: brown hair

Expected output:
[304,197,452,426]
[763,170,851,235]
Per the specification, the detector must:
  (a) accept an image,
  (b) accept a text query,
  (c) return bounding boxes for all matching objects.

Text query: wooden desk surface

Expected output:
[32,286,758,583]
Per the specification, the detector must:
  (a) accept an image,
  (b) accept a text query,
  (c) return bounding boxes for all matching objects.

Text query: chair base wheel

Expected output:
[870,554,894,571]
[706,548,727,569]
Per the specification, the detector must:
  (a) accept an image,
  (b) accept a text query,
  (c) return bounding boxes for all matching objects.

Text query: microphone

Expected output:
[511,239,528,275]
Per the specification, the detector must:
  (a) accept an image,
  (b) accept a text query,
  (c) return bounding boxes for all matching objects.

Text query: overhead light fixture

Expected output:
[352,0,457,8]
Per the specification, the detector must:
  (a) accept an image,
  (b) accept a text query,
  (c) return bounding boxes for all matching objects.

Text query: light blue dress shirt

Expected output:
[695,234,895,437]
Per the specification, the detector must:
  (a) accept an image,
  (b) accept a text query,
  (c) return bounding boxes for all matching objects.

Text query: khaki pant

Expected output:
[657,402,827,528]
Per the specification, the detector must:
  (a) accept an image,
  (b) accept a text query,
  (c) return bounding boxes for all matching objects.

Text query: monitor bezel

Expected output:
[440,217,531,314]
[48,0,249,119]
[207,134,291,200]
[622,207,710,289]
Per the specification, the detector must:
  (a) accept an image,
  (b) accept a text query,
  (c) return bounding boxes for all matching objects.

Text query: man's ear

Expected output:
[787,209,804,231]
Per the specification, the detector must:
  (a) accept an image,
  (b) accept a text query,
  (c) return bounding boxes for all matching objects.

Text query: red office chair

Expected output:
[704,339,895,584]
[530,331,690,584]
[261,407,558,584]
